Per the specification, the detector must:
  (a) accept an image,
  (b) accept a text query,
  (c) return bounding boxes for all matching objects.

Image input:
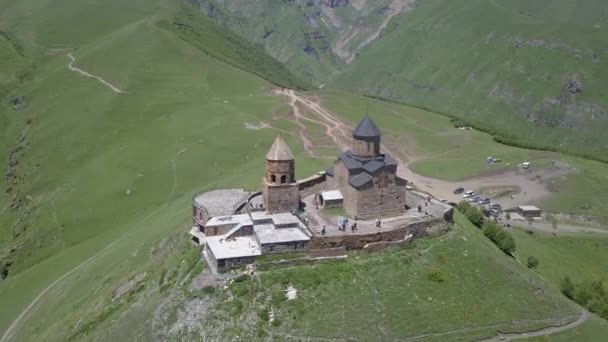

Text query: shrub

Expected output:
[427,268,447,283]
[0,264,8,280]
[465,206,485,228]
[201,285,216,295]
[457,200,472,213]
[233,274,250,283]
[560,277,575,299]
[482,222,516,255]
[526,256,539,269]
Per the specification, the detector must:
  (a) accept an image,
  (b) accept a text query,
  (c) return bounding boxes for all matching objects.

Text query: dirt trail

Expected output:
[480,309,590,342]
[67,53,126,94]
[282,90,562,209]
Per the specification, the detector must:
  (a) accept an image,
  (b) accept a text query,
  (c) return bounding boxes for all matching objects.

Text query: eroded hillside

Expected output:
[190,0,415,85]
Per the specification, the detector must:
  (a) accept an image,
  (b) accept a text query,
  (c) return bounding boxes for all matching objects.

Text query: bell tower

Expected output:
[262,135,299,213]
[352,115,381,159]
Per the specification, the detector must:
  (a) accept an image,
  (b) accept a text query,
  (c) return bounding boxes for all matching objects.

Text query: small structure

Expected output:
[319,190,343,208]
[516,205,542,218]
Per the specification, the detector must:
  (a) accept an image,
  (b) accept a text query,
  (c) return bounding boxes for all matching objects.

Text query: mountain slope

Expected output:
[331,0,608,161]
[0,0,317,337]
[192,0,608,161]
[190,0,415,86]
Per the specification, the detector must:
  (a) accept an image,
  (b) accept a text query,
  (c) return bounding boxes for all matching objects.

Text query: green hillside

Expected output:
[191,0,608,162]
[190,0,407,86]
[0,0,317,337]
[331,0,608,161]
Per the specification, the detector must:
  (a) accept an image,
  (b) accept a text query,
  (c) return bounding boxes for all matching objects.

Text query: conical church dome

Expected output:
[353,115,381,139]
[266,134,294,161]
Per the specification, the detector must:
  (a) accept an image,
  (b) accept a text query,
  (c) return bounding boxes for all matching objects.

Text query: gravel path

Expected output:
[67,53,126,94]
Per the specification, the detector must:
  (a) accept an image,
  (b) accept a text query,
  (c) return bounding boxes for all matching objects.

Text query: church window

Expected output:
[367,142,371,152]
[271,174,276,182]
[281,175,287,184]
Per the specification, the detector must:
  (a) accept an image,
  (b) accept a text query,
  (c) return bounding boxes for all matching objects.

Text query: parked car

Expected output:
[489,203,501,210]
[453,187,465,195]
[478,198,490,205]
[463,190,475,198]
[468,196,480,202]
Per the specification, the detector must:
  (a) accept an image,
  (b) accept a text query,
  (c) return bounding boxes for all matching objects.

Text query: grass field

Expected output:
[511,229,608,291]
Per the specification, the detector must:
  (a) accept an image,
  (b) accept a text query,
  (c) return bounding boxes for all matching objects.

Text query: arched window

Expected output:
[367,142,371,152]
[271,174,276,182]
[280,175,287,184]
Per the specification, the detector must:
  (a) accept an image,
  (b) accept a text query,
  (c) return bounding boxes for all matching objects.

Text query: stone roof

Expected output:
[266,134,294,161]
[334,150,401,189]
[338,150,362,171]
[192,189,249,217]
[353,116,381,139]
[363,160,384,174]
[350,173,373,188]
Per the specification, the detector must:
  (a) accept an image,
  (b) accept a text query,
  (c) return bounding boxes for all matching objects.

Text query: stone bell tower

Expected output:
[262,135,300,213]
[352,115,381,159]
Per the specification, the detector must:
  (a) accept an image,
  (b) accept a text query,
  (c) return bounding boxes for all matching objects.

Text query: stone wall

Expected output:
[334,163,407,219]
[266,159,295,184]
[355,170,406,218]
[263,180,300,213]
[217,256,257,272]
[308,218,447,250]
[261,241,309,254]
[297,172,326,191]
[352,136,380,159]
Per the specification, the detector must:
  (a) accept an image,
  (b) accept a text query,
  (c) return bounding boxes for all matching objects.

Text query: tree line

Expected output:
[457,201,516,255]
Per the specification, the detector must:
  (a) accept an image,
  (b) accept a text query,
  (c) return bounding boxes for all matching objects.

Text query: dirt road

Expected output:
[282,90,558,209]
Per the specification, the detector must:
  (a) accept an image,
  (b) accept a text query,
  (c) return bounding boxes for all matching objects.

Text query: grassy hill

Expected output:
[0,0,318,337]
[191,0,608,162]
[331,0,608,161]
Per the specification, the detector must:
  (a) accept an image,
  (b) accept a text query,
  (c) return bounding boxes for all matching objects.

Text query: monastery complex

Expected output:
[190,116,453,273]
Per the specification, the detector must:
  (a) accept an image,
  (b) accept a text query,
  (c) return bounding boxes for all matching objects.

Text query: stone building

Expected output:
[263,135,300,213]
[326,116,408,218]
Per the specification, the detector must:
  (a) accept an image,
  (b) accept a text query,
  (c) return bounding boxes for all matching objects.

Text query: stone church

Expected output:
[326,116,408,218]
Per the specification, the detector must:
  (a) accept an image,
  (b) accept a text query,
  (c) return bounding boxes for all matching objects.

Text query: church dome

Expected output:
[353,116,381,139]
[266,134,294,161]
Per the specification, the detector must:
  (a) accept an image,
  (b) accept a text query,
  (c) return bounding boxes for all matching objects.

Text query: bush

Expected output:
[0,264,8,280]
[233,274,250,283]
[427,269,447,282]
[465,206,485,228]
[482,222,516,255]
[457,200,472,214]
[560,277,575,299]
[526,256,539,269]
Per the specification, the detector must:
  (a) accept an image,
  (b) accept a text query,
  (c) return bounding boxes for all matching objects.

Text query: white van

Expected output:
[463,190,475,198]
[522,162,530,169]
